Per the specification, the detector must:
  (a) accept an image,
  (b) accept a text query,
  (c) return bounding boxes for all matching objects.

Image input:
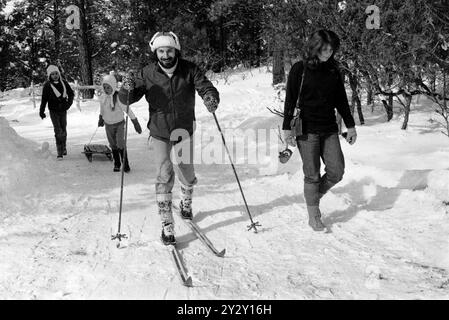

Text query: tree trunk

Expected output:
[77,0,94,99]
[219,17,226,72]
[366,78,374,110]
[401,93,412,130]
[52,0,61,62]
[272,50,285,85]
[443,72,449,137]
[381,99,394,121]
[356,97,365,125]
[349,72,364,125]
[387,72,394,118]
[379,70,394,121]
[430,69,437,92]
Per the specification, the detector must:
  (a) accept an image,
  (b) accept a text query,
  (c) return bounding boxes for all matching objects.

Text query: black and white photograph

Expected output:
[0,0,448,303]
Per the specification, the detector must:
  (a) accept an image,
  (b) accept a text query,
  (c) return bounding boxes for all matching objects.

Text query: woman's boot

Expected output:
[307,206,326,231]
[112,149,121,172]
[56,139,63,160]
[119,149,130,173]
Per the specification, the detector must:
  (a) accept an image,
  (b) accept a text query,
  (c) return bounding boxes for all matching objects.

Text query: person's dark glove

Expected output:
[204,95,219,113]
[132,118,142,134]
[98,114,104,127]
[39,110,46,119]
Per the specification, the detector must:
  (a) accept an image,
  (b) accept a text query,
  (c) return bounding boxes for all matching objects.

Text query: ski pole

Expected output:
[212,112,261,233]
[111,86,130,248]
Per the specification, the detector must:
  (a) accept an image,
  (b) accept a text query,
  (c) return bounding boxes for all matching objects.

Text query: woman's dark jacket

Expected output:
[119,59,219,142]
[283,60,355,134]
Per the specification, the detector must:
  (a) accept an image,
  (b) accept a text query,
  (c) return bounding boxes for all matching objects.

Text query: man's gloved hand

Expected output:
[283,130,296,148]
[122,72,135,91]
[204,95,219,113]
[345,127,357,145]
[39,110,46,119]
[98,114,105,127]
[132,118,142,134]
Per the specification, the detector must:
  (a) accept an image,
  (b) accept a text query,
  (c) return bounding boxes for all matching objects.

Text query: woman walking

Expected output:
[283,30,357,231]
[39,65,74,160]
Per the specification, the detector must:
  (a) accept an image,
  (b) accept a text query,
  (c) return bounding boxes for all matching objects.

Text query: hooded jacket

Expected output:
[40,65,74,113]
[283,60,355,133]
[100,75,136,125]
[118,59,219,142]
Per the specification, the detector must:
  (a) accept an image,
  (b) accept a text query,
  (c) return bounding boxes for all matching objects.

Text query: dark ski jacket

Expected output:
[283,60,355,133]
[119,59,219,142]
[39,80,74,113]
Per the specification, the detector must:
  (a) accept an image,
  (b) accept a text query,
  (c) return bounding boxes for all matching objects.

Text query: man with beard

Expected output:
[119,32,220,245]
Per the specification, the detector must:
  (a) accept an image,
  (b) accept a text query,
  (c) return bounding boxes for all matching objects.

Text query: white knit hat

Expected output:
[149,32,181,52]
[46,65,60,78]
[102,74,117,93]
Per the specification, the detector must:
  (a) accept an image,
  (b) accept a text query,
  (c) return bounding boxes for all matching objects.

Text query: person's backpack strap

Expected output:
[295,61,306,110]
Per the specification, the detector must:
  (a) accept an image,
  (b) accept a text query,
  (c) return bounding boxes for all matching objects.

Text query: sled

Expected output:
[82,144,113,162]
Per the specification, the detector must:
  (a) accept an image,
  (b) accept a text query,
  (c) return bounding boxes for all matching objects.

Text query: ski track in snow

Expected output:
[1,69,449,299]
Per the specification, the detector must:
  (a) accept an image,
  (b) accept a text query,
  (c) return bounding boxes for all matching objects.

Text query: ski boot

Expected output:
[179,185,193,220]
[158,196,176,245]
[161,222,176,246]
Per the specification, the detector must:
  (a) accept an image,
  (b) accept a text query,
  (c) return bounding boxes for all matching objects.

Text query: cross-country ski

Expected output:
[173,204,226,258]
[168,245,193,287]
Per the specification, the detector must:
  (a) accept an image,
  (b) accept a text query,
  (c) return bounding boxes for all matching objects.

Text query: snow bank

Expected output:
[0,87,32,100]
[0,117,51,197]
[427,170,449,202]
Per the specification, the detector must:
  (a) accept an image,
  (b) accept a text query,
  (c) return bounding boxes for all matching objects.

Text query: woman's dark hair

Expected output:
[304,29,340,68]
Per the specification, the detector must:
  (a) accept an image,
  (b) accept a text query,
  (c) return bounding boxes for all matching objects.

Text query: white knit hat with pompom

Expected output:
[149,32,181,52]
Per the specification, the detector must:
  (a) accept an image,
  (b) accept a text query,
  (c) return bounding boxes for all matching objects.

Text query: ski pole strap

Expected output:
[294,61,306,115]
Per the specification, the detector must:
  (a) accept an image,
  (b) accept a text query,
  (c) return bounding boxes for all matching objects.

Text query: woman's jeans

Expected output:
[49,110,67,155]
[297,133,345,206]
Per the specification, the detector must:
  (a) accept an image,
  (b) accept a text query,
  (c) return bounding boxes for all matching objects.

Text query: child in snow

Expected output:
[98,74,142,172]
[39,65,74,160]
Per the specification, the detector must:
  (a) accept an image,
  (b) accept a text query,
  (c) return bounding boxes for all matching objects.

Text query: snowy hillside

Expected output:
[0,68,448,299]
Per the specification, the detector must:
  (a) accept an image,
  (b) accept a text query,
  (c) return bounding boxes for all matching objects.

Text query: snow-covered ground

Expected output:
[0,68,448,299]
